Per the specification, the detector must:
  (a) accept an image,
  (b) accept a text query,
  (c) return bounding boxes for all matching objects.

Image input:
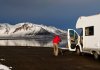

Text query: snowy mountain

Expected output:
[0,22,67,38]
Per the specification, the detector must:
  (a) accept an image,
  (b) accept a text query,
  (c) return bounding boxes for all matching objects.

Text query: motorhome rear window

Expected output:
[85,26,94,36]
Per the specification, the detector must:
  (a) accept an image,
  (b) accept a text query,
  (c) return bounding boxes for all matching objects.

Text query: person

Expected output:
[52,34,61,56]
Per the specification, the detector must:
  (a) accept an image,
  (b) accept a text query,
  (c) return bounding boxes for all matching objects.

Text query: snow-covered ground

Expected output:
[0,64,11,70]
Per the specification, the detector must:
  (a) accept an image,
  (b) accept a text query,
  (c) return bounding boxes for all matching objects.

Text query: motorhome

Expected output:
[67,14,100,59]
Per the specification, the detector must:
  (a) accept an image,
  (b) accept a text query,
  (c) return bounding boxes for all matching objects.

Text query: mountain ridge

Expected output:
[0,22,67,37]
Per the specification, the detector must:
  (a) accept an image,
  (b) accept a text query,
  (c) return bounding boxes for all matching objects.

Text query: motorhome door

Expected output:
[68,29,79,51]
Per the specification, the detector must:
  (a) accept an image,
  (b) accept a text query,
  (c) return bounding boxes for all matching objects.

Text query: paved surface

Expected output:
[0,46,100,70]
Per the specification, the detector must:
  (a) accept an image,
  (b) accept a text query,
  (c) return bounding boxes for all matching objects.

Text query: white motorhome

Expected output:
[67,14,100,59]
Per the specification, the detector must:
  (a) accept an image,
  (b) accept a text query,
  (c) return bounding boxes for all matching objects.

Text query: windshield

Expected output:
[80,30,83,36]
[69,30,78,49]
[79,28,83,47]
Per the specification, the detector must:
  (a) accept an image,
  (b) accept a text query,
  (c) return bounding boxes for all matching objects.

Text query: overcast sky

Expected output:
[0,0,100,30]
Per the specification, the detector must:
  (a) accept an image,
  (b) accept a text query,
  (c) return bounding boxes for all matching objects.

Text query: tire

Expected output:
[93,52,99,60]
[58,49,63,55]
[76,47,81,55]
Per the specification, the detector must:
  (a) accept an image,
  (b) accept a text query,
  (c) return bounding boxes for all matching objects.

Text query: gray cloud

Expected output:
[0,0,100,29]
[0,0,100,16]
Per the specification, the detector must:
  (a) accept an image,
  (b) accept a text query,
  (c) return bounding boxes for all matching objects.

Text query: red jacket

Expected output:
[53,35,61,44]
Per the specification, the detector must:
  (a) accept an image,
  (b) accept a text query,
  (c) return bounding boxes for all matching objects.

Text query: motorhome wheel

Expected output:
[93,52,99,60]
[76,47,81,55]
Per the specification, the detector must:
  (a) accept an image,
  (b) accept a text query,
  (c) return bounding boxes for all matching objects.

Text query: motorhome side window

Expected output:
[85,26,94,36]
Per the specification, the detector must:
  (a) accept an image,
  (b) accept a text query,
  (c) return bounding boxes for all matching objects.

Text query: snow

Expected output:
[0,22,66,37]
[0,64,11,70]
